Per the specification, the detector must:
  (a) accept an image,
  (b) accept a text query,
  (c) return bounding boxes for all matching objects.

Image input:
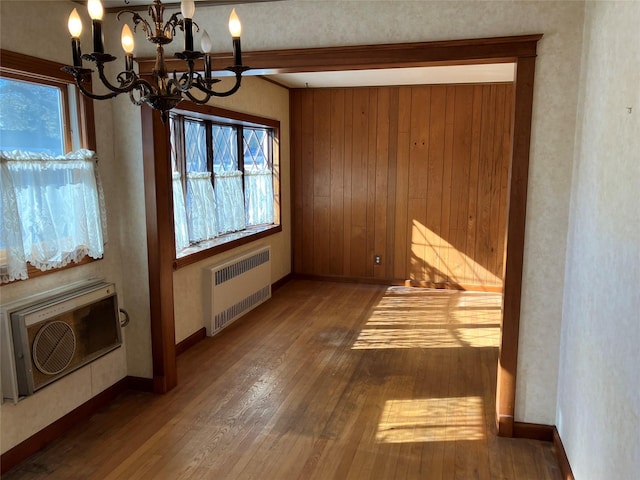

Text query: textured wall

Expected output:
[557,2,640,478]
[0,1,127,453]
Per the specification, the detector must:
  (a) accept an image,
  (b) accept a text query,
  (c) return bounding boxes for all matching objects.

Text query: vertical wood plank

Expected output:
[408,86,431,280]
[342,89,353,275]
[466,85,483,285]
[476,85,496,287]
[393,87,412,280]
[313,89,332,274]
[365,89,378,277]
[440,86,455,284]
[385,88,399,279]
[350,88,369,276]
[426,85,446,284]
[374,88,390,278]
[449,85,473,286]
[489,85,507,286]
[330,89,345,275]
[291,91,304,273]
[497,84,514,280]
[301,91,315,273]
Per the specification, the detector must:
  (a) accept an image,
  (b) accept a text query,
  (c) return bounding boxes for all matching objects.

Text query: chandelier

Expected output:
[64,0,250,122]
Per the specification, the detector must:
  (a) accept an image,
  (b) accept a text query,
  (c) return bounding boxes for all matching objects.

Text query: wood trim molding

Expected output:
[272,273,294,293]
[176,328,207,356]
[512,422,555,442]
[140,36,542,435]
[512,422,575,478]
[141,105,178,394]
[496,54,538,437]
[126,376,155,392]
[553,427,576,480]
[136,35,543,75]
[291,273,503,293]
[0,378,128,475]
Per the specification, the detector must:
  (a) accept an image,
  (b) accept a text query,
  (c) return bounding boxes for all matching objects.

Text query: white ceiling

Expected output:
[267,63,516,89]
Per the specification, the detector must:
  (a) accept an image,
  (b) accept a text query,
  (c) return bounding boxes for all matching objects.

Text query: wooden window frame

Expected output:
[0,50,98,284]
[169,103,282,270]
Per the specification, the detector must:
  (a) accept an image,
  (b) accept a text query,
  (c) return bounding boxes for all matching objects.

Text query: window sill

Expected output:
[0,256,100,285]
[173,224,282,270]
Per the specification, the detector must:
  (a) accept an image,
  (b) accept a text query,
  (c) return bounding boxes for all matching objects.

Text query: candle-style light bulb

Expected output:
[121,24,135,54]
[180,0,195,19]
[121,24,135,71]
[87,0,105,53]
[200,30,212,54]
[228,9,242,38]
[180,0,195,51]
[201,30,212,80]
[68,8,83,67]
[87,0,104,20]
[68,8,83,38]
[229,9,242,66]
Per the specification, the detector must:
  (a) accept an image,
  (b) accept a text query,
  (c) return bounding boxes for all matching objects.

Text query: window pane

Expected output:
[0,78,65,156]
[169,115,178,172]
[243,127,269,171]
[212,125,237,172]
[184,119,207,172]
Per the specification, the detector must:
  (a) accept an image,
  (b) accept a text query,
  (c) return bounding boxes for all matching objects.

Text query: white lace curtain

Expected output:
[171,171,190,251]
[245,168,274,226]
[215,170,246,234]
[0,149,106,283]
[186,171,218,242]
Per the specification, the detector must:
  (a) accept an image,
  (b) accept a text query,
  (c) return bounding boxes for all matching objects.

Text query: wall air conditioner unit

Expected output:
[1,280,122,403]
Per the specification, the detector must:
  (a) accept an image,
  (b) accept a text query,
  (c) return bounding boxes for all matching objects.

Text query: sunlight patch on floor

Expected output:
[376,397,485,443]
[352,326,500,349]
[352,288,502,349]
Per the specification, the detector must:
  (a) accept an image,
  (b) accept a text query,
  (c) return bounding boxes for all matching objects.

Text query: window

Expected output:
[169,105,280,264]
[0,50,101,284]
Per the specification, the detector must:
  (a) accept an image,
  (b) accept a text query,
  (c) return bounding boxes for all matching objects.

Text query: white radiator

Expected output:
[205,246,271,336]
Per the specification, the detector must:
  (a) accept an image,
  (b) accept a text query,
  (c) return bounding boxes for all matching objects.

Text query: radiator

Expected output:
[205,246,271,336]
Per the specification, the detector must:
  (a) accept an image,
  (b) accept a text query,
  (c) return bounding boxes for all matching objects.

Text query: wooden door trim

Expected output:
[141,35,542,436]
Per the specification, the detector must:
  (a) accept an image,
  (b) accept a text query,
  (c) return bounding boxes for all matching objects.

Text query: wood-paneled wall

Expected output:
[291,84,513,289]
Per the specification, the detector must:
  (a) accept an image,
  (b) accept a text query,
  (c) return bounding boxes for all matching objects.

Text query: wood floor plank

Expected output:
[3,280,561,480]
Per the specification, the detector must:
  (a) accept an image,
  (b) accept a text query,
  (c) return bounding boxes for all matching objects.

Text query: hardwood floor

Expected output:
[3,280,561,479]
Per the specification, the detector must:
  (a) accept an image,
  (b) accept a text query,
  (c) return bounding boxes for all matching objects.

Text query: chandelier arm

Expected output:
[129,89,147,106]
[95,63,155,96]
[183,88,211,105]
[190,71,244,98]
[163,12,182,38]
[117,10,153,38]
[74,77,119,101]
[168,56,199,93]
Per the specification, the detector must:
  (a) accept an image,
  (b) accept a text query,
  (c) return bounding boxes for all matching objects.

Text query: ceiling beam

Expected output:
[136,34,542,75]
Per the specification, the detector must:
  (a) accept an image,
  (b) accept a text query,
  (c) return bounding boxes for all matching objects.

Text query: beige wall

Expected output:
[557,1,640,478]
[0,1,127,453]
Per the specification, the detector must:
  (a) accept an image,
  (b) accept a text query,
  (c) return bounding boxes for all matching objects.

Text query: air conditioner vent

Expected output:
[33,321,76,375]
